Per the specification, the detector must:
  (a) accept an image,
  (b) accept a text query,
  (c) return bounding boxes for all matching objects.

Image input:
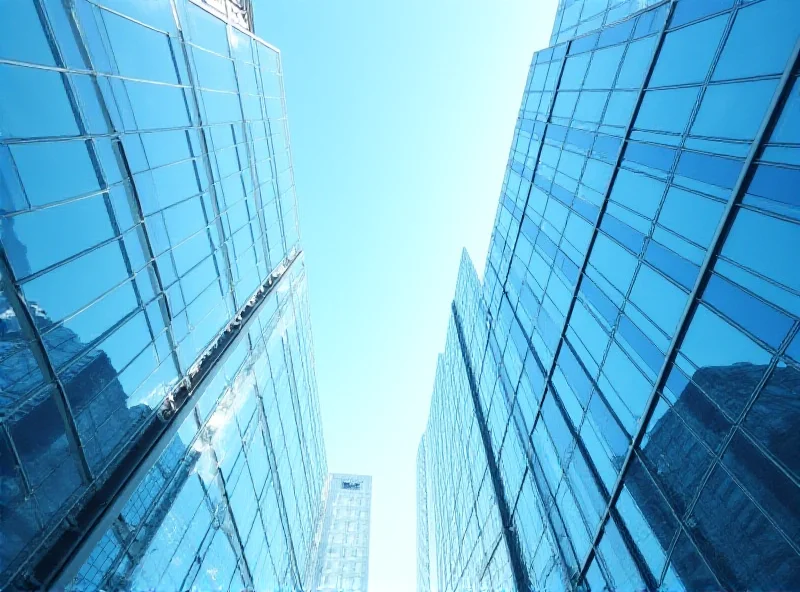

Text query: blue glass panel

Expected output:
[692,79,778,141]
[585,45,625,89]
[600,216,644,254]
[636,87,700,134]
[650,15,728,87]
[703,274,793,348]
[689,465,800,589]
[644,241,699,290]
[744,164,800,213]
[722,209,800,292]
[713,0,800,81]
[770,78,800,144]
[11,141,100,207]
[103,11,178,84]
[0,2,55,65]
[609,168,665,218]
[639,398,713,516]
[623,142,676,176]
[0,65,77,138]
[744,365,800,479]
[674,151,743,195]
[617,315,664,373]
[670,0,736,28]
[615,35,657,89]
[597,18,635,48]
[657,186,724,247]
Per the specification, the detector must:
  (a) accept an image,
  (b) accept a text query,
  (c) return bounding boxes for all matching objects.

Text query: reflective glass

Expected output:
[713,0,800,81]
[650,15,727,87]
[691,79,778,141]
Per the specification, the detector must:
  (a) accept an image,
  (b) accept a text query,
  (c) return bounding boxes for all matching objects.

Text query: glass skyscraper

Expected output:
[309,473,372,592]
[0,1,327,590]
[418,0,800,590]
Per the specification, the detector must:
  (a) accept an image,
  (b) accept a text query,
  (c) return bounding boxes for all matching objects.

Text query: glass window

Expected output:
[769,78,800,144]
[713,0,800,81]
[703,274,793,348]
[744,163,800,216]
[689,465,800,590]
[636,87,700,134]
[574,91,608,123]
[590,233,638,296]
[609,168,665,219]
[7,195,115,278]
[552,91,579,119]
[125,80,190,130]
[615,36,657,89]
[0,65,77,138]
[657,186,724,247]
[670,0,735,28]
[603,90,637,127]
[674,151,742,198]
[681,303,771,373]
[743,365,800,479]
[103,12,178,84]
[11,141,100,207]
[649,15,728,87]
[722,209,800,292]
[630,265,686,337]
[645,240,699,290]
[584,44,625,89]
[722,429,800,544]
[640,398,713,516]
[561,53,591,90]
[0,3,55,65]
[692,79,778,140]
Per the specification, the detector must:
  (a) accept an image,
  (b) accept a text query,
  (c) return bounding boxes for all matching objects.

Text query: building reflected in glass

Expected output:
[418,0,800,590]
[0,0,327,590]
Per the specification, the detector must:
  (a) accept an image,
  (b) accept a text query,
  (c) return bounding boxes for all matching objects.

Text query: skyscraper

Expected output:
[309,473,372,592]
[418,0,800,590]
[0,0,327,590]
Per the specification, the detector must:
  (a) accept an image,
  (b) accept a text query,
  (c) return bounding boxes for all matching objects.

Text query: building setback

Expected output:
[418,0,800,590]
[309,473,372,592]
[0,1,328,590]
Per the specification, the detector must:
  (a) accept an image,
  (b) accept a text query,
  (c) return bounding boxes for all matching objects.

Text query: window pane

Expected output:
[584,44,625,89]
[713,0,800,81]
[636,87,700,134]
[650,15,728,87]
[616,36,657,89]
[722,209,800,292]
[0,65,77,138]
[657,186,724,247]
[691,79,778,140]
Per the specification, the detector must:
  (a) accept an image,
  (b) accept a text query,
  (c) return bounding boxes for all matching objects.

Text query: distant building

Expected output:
[417,0,800,589]
[310,473,372,592]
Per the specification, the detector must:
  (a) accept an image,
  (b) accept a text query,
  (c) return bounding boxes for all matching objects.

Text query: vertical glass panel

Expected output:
[0,65,77,138]
[689,464,800,589]
[721,209,800,292]
[0,2,55,65]
[713,0,800,81]
[11,141,100,207]
[635,87,700,134]
[615,35,657,89]
[584,44,625,89]
[657,186,724,247]
[649,15,727,87]
[691,79,778,141]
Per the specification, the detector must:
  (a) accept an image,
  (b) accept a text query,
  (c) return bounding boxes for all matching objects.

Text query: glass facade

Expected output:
[418,0,800,590]
[309,474,372,592]
[0,0,327,590]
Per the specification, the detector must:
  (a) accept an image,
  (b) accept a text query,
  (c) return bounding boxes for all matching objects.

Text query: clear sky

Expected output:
[253,1,558,589]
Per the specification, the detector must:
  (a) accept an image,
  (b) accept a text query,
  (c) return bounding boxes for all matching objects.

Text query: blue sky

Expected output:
[254,1,558,588]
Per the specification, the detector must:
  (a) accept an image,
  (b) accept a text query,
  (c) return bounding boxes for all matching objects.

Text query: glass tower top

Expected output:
[419,0,800,590]
[0,0,327,590]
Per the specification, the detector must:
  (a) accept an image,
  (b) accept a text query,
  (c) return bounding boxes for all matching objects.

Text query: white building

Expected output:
[309,473,372,592]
